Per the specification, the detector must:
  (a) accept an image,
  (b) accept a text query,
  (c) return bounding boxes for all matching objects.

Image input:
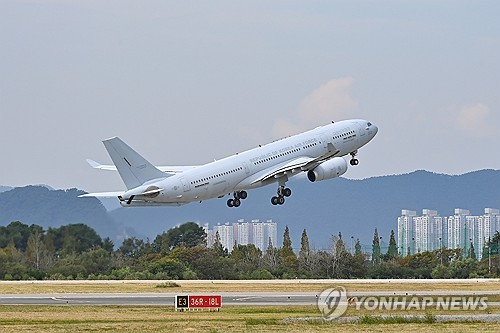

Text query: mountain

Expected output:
[109,169,500,249]
[0,186,12,193]
[1,170,499,250]
[0,186,132,244]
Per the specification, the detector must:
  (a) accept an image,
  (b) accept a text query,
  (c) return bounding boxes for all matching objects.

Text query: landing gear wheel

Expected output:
[239,191,248,200]
[278,196,285,205]
[227,199,234,207]
[283,188,292,197]
[233,199,241,207]
[271,196,279,205]
[350,158,359,166]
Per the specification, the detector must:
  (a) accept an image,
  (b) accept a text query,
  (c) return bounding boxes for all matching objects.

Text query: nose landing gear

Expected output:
[350,151,359,166]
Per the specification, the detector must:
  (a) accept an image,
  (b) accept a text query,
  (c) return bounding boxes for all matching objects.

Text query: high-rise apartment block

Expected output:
[206,219,277,252]
[397,208,500,260]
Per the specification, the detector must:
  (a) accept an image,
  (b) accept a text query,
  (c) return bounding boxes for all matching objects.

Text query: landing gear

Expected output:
[271,186,291,206]
[227,198,240,207]
[350,151,359,166]
[226,191,248,208]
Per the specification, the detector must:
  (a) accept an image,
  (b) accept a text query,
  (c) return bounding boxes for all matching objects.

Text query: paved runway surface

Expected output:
[1,291,499,306]
[0,292,315,306]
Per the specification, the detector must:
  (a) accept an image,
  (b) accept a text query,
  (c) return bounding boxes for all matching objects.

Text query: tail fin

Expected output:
[103,137,167,190]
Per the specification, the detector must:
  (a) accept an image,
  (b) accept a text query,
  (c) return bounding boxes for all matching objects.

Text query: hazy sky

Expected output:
[1,1,499,192]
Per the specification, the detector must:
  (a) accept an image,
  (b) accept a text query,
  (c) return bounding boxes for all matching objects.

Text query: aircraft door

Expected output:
[359,123,366,136]
[242,162,250,175]
[179,177,191,192]
[319,133,329,149]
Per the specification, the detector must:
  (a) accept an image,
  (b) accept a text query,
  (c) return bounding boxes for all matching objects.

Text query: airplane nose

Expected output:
[372,124,378,136]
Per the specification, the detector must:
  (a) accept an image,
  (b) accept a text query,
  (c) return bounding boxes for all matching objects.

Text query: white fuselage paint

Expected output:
[138,119,377,205]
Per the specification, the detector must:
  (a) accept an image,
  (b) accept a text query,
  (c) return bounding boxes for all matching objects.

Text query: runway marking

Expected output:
[233,296,262,301]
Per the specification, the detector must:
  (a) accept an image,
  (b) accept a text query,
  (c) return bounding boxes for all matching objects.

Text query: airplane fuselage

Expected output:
[123,119,377,206]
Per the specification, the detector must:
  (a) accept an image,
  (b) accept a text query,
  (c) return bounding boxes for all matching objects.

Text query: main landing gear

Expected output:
[350,151,359,166]
[227,190,248,208]
[271,186,292,206]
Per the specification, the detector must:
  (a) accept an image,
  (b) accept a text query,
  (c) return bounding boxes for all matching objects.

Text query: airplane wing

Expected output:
[251,156,315,184]
[86,159,197,174]
[79,187,162,199]
[251,143,341,184]
[78,191,124,198]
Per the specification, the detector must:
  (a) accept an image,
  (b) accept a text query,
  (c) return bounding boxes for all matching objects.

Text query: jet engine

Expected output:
[307,157,348,182]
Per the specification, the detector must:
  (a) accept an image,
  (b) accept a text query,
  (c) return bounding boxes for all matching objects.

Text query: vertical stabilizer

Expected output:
[103,137,167,189]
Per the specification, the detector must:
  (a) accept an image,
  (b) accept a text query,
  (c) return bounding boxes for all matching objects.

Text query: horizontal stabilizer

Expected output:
[86,159,197,174]
[78,191,124,198]
[86,159,117,171]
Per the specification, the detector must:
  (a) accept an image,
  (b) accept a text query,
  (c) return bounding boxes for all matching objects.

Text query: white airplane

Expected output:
[80,119,378,207]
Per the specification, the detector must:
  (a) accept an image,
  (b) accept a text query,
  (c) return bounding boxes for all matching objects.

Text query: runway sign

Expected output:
[175,295,222,310]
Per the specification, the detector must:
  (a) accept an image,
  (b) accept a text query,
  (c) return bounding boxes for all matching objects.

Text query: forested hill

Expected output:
[110,169,500,249]
[0,186,129,243]
[1,169,500,249]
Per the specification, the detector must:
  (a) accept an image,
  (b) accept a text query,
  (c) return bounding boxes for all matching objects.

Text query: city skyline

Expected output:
[397,208,500,260]
[204,219,277,253]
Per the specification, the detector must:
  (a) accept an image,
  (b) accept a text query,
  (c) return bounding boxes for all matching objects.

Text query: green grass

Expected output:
[0,305,500,333]
[2,280,500,294]
[155,282,181,288]
[359,314,437,324]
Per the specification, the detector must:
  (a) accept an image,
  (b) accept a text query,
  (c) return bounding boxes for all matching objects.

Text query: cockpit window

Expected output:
[367,122,372,127]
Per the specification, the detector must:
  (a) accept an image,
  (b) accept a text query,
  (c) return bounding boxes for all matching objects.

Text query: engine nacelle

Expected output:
[307,157,348,182]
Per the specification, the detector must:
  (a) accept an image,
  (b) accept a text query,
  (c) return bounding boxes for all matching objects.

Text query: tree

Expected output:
[281,225,294,258]
[26,230,51,271]
[119,237,146,258]
[449,258,479,278]
[468,241,477,260]
[263,238,282,275]
[298,229,312,274]
[482,239,490,260]
[280,225,298,274]
[231,244,263,277]
[152,232,170,254]
[102,237,114,252]
[330,233,351,278]
[79,248,113,276]
[354,239,362,255]
[212,231,227,257]
[165,222,206,249]
[372,228,381,264]
[386,230,398,260]
[47,224,102,255]
[298,229,310,259]
[0,221,38,251]
[490,232,500,255]
[147,257,186,279]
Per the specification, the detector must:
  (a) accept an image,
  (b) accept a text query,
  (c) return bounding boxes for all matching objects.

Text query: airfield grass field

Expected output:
[1,280,500,332]
[1,305,500,333]
[1,279,500,294]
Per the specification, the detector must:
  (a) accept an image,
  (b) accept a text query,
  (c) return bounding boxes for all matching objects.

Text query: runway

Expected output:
[1,291,499,306]
[0,292,315,306]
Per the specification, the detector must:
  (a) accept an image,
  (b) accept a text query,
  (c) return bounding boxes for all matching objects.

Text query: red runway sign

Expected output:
[176,295,222,310]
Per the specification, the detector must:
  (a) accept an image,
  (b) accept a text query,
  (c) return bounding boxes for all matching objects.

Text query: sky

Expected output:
[1,1,499,192]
